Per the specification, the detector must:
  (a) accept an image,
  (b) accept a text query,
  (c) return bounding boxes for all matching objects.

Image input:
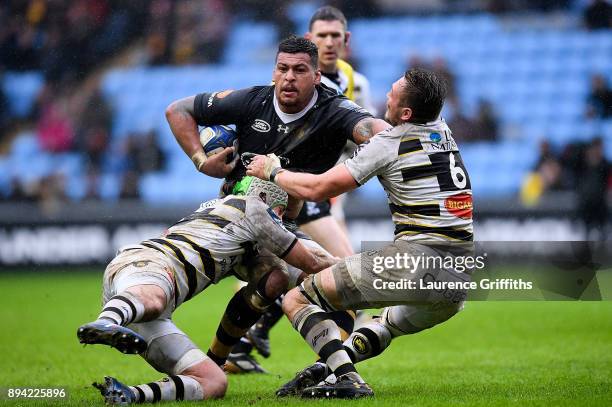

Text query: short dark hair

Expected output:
[401,68,447,123]
[276,35,319,68]
[309,6,348,31]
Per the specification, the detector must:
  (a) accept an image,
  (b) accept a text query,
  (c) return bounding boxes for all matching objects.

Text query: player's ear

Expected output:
[344,31,351,46]
[314,69,321,85]
[401,107,412,122]
[305,32,312,41]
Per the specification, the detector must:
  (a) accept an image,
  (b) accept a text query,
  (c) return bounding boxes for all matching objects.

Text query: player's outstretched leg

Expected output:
[77,285,166,355]
[93,358,227,404]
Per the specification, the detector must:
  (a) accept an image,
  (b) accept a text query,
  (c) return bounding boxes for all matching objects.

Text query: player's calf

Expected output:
[208,269,285,368]
[94,373,217,404]
[97,291,147,326]
[343,320,392,364]
[95,336,228,403]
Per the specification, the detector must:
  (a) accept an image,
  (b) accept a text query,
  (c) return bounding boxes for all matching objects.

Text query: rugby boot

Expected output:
[77,321,147,354]
[93,376,136,405]
[301,372,374,399]
[276,362,328,397]
[224,352,267,374]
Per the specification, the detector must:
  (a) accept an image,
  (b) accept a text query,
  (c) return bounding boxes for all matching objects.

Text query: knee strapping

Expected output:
[298,276,337,313]
[145,334,204,375]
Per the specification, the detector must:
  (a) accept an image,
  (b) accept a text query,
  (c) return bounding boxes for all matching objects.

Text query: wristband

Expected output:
[191,151,208,172]
[269,167,285,183]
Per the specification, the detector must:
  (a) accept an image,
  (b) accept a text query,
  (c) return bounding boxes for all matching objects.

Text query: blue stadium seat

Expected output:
[10,132,41,158]
[65,174,87,201]
[10,150,55,182]
[52,153,85,177]
[287,1,318,34]
[224,22,277,65]
[3,71,44,117]
[601,120,612,140]
[605,137,612,160]
[0,158,10,197]
[99,173,121,201]
[139,172,222,205]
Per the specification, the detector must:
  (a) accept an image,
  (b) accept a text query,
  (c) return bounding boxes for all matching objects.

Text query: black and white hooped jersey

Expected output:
[344,119,473,242]
[127,195,297,307]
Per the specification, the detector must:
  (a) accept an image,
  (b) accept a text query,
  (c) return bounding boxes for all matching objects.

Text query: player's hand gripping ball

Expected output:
[199,125,238,162]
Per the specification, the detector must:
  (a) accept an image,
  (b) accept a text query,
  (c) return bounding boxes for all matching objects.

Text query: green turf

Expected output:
[0,270,610,406]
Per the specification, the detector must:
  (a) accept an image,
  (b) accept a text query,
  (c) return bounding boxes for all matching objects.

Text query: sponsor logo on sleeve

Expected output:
[251,119,271,133]
[424,132,458,152]
[207,90,234,108]
[444,193,473,219]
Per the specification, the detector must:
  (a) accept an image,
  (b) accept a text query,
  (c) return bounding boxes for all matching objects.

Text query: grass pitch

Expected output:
[0,270,610,406]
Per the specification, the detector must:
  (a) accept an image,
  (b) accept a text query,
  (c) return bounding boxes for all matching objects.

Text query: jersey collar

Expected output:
[273,88,318,124]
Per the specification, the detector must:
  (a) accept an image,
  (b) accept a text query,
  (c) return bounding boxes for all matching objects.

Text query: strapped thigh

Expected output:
[298,272,338,312]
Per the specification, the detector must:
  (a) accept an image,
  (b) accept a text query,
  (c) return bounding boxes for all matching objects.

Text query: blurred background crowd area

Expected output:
[0,0,610,216]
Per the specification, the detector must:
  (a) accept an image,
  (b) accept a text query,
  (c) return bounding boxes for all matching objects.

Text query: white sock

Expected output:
[98,293,145,326]
[129,375,203,402]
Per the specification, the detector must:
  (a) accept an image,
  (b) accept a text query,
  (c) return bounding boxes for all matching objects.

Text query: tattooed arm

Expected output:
[165,96,235,178]
[352,117,391,144]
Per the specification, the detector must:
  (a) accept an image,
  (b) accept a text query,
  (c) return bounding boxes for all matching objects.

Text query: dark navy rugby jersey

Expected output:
[193,83,372,181]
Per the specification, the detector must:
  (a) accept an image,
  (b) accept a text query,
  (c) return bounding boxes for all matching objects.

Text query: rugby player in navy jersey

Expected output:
[165,36,390,372]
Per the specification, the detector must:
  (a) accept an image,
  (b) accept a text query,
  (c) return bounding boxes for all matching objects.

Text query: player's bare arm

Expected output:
[352,117,391,144]
[165,96,235,178]
[282,240,340,275]
[246,154,357,202]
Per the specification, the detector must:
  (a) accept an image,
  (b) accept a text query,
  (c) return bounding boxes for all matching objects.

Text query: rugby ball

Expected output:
[199,125,238,157]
